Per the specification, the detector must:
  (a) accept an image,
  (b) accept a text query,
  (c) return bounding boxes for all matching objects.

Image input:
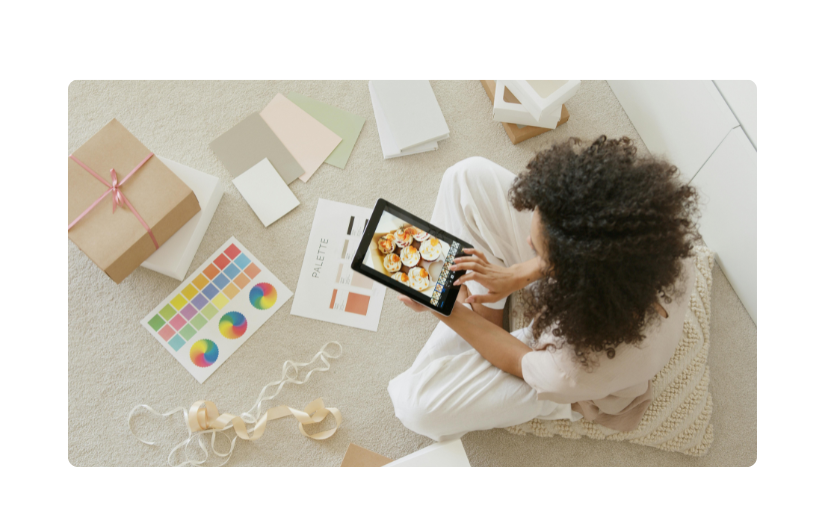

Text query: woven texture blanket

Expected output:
[505,246,715,456]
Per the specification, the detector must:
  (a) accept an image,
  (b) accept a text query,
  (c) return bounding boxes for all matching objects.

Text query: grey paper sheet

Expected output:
[208,113,303,184]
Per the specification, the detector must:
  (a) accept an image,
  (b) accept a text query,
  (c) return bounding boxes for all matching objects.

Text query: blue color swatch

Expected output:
[201,283,219,300]
[234,253,251,270]
[168,334,186,352]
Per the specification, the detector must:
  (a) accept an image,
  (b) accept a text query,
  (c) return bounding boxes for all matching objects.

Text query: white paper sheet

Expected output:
[384,439,471,467]
[369,81,439,159]
[290,199,386,331]
[233,158,300,227]
[141,157,224,281]
[141,237,293,383]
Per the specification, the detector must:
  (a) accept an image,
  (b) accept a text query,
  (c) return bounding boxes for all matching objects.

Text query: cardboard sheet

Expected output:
[233,159,300,227]
[285,92,366,169]
[141,237,293,383]
[369,81,438,159]
[370,80,449,152]
[141,157,224,281]
[208,113,304,184]
[340,444,393,467]
[259,93,342,182]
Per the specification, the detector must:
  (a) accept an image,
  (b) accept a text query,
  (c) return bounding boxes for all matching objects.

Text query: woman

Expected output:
[388,136,700,442]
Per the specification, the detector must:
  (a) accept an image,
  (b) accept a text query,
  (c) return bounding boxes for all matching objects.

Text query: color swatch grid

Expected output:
[142,237,293,383]
[145,242,260,351]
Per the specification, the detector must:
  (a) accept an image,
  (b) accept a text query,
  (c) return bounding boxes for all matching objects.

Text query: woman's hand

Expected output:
[397,285,471,314]
[450,249,541,305]
[397,294,431,313]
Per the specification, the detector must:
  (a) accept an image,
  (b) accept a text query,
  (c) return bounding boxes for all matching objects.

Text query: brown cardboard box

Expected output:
[340,443,393,467]
[68,119,201,283]
[480,80,570,144]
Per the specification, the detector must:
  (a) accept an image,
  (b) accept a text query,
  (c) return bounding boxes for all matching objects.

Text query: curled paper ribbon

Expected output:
[128,341,343,467]
[188,398,342,441]
[68,153,159,249]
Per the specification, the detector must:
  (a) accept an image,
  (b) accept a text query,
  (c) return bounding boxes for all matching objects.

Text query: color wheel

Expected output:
[190,339,219,367]
[249,283,277,310]
[219,311,248,339]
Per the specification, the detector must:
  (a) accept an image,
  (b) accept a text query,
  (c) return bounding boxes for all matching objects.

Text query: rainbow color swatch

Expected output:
[142,238,294,384]
[190,339,219,367]
[144,242,261,352]
[219,311,248,339]
[249,283,278,310]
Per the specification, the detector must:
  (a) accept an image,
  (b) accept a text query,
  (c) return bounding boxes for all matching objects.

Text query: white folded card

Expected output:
[233,158,300,227]
[141,157,224,281]
[384,439,471,467]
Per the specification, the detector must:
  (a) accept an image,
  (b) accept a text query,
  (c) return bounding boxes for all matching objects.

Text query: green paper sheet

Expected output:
[286,92,366,169]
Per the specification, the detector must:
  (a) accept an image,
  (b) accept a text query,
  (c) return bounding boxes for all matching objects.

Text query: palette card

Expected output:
[209,113,304,184]
[259,93,343,183]
[285,92,366,170]
[291,199,386,331]
[142,237,293,383]
[369,81,438,159]
[233,158,300,227]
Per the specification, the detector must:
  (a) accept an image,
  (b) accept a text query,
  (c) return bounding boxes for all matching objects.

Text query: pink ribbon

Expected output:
[68,153,159,249]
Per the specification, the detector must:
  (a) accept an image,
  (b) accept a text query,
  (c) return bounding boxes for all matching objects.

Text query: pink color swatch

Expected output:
[169,314,187,330]
[259,94,343,182]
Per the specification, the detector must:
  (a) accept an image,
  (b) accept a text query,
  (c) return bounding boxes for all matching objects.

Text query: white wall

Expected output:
[714,80,757,149]
[607,80,739,182]
[608,80,757,324]
[690,127,757,322]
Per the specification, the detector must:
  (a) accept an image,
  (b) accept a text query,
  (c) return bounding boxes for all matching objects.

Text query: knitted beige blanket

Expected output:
[505,247,715,456]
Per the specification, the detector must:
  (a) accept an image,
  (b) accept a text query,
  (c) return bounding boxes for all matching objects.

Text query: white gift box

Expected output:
[502,80,581,122]
[493,80,564,129]
[141,157,224,280]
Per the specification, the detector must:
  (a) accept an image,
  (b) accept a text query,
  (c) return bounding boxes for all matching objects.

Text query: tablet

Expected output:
[351,199,473,316]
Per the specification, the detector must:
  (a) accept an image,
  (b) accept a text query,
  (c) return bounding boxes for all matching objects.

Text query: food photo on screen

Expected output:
[360,209,461,307]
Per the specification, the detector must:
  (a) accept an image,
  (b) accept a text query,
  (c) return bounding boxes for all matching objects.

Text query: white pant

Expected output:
[387,157,581,442]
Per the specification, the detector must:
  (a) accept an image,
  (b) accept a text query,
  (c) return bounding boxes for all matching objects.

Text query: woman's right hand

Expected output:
[449,249,531,305]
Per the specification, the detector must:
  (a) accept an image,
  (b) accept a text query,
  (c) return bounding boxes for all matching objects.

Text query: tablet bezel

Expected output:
[350,198,473,316]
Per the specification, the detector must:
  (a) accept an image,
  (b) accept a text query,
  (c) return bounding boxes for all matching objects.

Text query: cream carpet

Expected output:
[68,80,756,466]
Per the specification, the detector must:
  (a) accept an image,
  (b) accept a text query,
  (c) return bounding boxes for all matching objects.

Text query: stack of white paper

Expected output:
[369,80,449,159]
[141,157,224,281]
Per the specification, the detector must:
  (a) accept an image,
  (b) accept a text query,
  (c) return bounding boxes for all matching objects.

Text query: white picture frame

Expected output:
[501,80,580,121]
[493,80,563,129]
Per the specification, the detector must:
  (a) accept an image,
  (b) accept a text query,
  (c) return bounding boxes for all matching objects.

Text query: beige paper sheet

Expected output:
[259,93,342,182]
[209,113,304,184]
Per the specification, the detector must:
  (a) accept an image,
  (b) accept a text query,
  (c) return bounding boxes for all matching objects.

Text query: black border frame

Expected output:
[350,198,473,316]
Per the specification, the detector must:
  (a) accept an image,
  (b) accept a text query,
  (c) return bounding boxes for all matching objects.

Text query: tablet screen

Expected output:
[354,201,469,313]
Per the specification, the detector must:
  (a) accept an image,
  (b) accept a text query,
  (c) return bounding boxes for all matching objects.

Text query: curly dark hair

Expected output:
[509,136,700,367]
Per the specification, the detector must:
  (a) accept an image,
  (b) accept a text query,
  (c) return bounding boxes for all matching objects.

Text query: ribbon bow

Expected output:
[68,153,159,249]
